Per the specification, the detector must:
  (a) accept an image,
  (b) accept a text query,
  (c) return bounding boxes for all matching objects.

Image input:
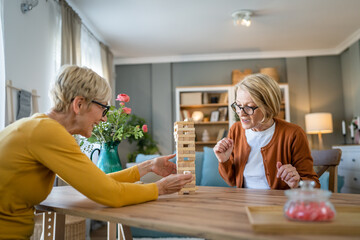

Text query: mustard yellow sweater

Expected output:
[0,114,158,239]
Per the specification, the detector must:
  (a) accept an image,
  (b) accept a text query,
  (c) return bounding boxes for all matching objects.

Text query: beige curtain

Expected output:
[100,43,115,104]
[60,0,81,65]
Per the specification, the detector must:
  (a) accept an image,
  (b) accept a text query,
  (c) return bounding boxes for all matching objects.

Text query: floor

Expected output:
[89,224,107,240]
[90,224,204,240]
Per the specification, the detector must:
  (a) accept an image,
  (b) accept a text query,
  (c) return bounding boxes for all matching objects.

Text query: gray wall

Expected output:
[116,41,360,160]
[307,56,344,149]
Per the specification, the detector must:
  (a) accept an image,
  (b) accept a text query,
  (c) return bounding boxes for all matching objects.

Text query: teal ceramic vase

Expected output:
[90,141,122,173]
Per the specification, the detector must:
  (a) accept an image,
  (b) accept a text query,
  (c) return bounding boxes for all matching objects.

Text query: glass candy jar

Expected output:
[284,180,336,221]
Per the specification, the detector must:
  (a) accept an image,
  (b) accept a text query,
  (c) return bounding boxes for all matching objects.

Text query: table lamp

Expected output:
[305,112,333,149]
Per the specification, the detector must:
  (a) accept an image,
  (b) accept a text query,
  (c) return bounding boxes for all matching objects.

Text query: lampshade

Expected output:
[305,113,333,134]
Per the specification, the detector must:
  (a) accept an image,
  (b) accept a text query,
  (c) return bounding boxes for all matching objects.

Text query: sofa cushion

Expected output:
[135,154,160,163]
[200,147,229,187]
[319,171,344,193]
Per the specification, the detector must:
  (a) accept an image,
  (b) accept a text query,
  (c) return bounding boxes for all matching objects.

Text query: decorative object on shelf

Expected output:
[218,107,228,121]
[83,93,146,173]
[350,116,360,144]
[180,92,202,105]
[191,111,204,123]
[218,92,228,104]
[210,110,220,122]
[203,92,209,104]
[216,128,226,141]
[342,120,347,144]
[203,115,210,123]
[231,69,252,85]
[231,10,253,27]
[202,129,210,142]
[182,109,191,121]
[210,96,219,103]
[305,112,333,150]
[260,67,279,82]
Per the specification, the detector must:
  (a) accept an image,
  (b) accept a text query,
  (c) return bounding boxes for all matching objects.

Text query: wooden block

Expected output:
[177,154,196,158]
[177,141,195,144]
[177,167,195,172]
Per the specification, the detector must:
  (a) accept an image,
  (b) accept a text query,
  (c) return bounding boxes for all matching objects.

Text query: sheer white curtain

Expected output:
[0,0,5,130]
[80,26,103,77]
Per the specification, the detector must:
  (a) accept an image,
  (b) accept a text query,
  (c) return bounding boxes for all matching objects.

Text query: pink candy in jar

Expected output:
[284,180,336,222]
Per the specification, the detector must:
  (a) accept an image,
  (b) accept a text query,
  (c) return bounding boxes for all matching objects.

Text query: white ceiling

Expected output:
[67,0,360,64]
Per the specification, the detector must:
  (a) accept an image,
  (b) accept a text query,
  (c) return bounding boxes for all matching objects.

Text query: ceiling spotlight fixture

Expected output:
[21,0,39,14]
[232,10,253,27]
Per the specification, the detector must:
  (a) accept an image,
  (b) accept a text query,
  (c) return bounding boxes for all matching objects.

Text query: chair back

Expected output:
[311,149,342,193]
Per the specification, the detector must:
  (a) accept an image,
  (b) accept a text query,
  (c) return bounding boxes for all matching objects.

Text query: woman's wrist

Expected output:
[138,160,154,177]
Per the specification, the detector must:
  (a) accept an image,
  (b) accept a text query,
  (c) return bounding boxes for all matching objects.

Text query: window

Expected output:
[80,26,103,77]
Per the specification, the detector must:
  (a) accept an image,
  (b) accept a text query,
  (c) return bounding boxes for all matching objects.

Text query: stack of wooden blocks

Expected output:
[174,121,196,194]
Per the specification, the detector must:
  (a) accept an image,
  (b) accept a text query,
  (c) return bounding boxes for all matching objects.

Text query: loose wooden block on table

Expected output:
[174,121,196,195]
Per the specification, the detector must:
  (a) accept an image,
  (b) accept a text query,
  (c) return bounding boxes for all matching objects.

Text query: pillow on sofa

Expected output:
[200,147,229,187]
[135,154,160,163]
[319,171,344,193]
[135,154,162,183]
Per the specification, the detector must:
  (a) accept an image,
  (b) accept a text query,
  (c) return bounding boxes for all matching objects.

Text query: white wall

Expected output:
[3,0,60,123]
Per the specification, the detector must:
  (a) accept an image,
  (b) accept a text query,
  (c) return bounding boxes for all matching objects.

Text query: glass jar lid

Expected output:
[284,180,332,201]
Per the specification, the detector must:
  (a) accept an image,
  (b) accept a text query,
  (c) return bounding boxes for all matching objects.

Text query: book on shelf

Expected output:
[222,129,228,138]
[218,92,228,104]
[216,128,226,141]
[182,110,191,121]
[218,107,228,121]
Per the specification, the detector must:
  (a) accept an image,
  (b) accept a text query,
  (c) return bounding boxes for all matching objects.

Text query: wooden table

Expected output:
[36,186,360,240]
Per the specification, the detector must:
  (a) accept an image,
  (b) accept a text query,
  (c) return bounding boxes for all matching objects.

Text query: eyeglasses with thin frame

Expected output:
[92,100,110,117]
[231,102,258,116]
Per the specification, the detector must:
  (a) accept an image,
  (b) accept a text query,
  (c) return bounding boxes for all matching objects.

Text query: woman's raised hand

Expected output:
[151,153,177,177]
[155,174,193,195]
[213,138,234,163]
[276,162,300,188]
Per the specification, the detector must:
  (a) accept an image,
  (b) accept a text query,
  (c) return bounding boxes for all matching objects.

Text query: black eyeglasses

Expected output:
[92,100,110,117]
[231,102,258,116]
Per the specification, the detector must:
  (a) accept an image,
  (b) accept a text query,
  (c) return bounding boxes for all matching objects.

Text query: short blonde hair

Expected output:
[236,73,281,122]
[50,65,111,113]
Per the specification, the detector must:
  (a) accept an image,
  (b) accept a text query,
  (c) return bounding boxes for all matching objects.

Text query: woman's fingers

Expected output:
[156,174,193,195]
[277,163,300,188]
[214,138,233,153]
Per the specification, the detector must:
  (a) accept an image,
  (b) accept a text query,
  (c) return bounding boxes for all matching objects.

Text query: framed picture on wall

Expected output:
[210,110,219,122]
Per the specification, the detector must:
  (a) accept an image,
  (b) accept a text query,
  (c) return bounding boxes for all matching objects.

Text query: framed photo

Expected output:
[210,110,219,122]
[218,107,228,121]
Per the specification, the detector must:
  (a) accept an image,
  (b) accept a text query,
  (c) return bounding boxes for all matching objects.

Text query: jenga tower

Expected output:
[174,121,196,194]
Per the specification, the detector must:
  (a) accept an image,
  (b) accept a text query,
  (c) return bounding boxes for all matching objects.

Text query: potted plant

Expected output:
[81,93,146,173]
[126,114,160,163]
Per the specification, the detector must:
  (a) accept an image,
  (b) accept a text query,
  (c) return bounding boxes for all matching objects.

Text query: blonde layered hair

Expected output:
[50,65,111,113]
[236,73,281,122]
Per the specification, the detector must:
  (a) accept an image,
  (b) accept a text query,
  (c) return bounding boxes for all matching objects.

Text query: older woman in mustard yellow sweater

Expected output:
[0,65,192,239]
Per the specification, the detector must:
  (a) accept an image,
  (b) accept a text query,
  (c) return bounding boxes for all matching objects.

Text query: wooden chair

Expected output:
[311,149,342,193]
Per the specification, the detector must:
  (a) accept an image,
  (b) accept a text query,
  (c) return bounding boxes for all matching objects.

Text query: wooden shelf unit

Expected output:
[175,85,235,151]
